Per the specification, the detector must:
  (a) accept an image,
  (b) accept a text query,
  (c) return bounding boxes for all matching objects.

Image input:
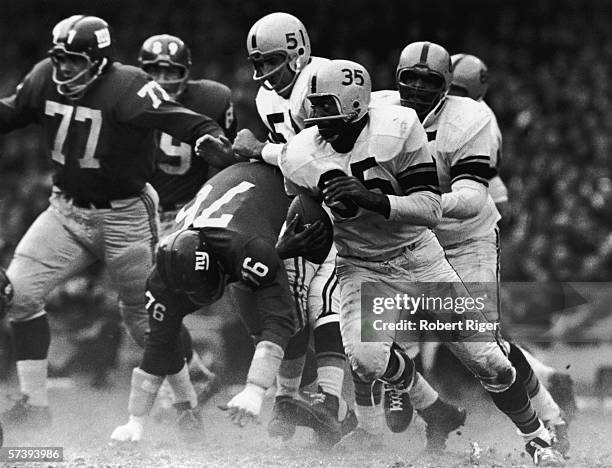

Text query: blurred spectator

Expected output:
[1,0,611,333]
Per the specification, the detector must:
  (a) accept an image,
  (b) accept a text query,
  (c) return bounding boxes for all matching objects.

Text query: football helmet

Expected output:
[450,54,489,101]
[156,229,225,305]
[246,12,311,94]
[396,41,452,121]
[138,34,192,97]
[0,267,13,318]
[304,59,371,127]
[49,15,113,99]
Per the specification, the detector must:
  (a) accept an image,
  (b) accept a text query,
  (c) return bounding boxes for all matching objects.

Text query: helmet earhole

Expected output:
[298,47,304,56]
[353,101,360,108]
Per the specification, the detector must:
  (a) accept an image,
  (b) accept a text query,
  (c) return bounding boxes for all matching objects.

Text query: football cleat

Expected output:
[383,381,414,433]
[267,396,299,441]
[525,437,566,466]
[287,387,356,446]
[174,402,204,441]
[1,394,51,429]
[548,373,577,421]
[418,398,467,452]
[546,420,570,458]
[110,417,144,443]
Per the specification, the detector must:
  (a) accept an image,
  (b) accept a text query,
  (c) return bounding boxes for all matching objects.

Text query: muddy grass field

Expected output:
[1,375,611,468]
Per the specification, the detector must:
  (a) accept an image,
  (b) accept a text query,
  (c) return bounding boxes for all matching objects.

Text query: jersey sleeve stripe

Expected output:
[450,159,491,185]
[452,174,490,186]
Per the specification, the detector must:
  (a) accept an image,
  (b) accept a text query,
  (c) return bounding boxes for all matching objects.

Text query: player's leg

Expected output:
[110,269,201,442]
[3,195,96,427]
[304,248,357,438]
[447,232,570,456]
[417,235,563,464]
[336,257,415,445]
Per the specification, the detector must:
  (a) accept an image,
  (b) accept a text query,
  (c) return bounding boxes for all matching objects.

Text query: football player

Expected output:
[138,33,238,419]
[230,12,356,441]
[110,161,326,440]
[450,50,576,430]
[281,59,564,466]
[0,15,229,428]
[373,41,568,463]
[448,54,507,205]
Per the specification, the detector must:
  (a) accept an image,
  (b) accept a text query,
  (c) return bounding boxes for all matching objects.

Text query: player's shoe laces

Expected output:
[174,402,204,440]
[383,381,414,433]
[1,394,51,428]
[267,396,298,441]
[546,420,570,458]
[525,437,566,467]
[418,398,466,452]
[548,373,577,421]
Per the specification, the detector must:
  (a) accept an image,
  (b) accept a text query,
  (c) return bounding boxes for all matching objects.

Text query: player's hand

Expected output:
[232,129,266,161]
[110,416,144,442]
[196,134,240,168]
[322,176,373,208]
[219,383,265,427]
[275,214,328,260]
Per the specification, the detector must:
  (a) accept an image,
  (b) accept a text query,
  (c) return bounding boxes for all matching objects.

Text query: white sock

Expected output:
[520,347,555,384]
[355,402,384,435]
[276,355,305,399]
[520,420,551,444]
[318,365,347,418]
[16,359,48,407]
[530,386,564,425]
[408,372,439,411]
[166,363,197,408]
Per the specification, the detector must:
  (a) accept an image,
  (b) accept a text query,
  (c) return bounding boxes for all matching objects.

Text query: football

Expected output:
[286,194,334,264]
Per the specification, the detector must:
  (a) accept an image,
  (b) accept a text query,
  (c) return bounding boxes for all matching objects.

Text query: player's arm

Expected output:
[442,116,493,219]
[224,245,296,426]
[0,67,40,133]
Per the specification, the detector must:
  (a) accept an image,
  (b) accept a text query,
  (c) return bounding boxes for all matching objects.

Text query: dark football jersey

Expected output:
[173,161,290,282]
[150,79,237,210]
[0,59,223,202]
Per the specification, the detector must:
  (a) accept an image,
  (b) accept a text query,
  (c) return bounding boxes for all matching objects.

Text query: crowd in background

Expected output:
[1,0,610,333]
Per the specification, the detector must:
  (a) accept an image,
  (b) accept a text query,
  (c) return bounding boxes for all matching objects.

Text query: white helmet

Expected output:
[304,59,371,126]
[396,41,452,120]
[450,54,489,101]
[246,12,311,93]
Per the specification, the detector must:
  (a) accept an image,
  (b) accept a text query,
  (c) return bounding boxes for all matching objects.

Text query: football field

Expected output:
[1,376,611,468]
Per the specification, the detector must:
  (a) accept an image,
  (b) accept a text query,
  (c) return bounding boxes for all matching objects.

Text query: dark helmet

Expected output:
[138,34,191,97]
[156,229,225,304]
[49,15,113,99]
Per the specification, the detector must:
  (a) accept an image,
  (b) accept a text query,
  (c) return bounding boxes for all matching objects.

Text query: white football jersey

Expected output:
[255,56,330,147]
[371,91,500,245]
[280,105,438,259]
[481,101,508,204]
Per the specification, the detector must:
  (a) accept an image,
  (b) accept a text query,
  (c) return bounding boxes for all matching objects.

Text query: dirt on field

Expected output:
[1,374,611,468]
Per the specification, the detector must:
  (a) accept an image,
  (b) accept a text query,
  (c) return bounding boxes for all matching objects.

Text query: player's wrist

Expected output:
[361,192,391,217]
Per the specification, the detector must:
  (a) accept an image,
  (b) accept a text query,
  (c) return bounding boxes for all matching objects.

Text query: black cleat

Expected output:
[267,396,298,441]
[1,395,51,429]
[418,398,466,452]
[383,381,414,433]
[287,387,354,447]
[525,436,565,466]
